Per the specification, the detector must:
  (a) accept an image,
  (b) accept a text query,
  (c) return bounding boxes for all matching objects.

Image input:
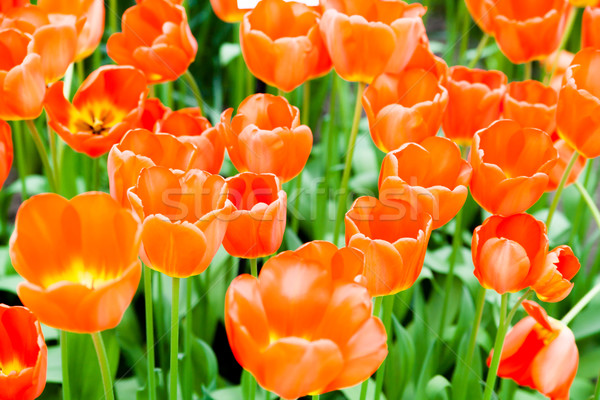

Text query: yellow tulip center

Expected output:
[0,358,24,376]
[72,104,128,136]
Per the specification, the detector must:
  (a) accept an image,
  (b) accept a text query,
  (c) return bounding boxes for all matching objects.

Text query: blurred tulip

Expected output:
[442,66,507,145]
[107,0,197,83]
[470,120,557,216]
[219,94,312,183]
[241,0,331,93]
[0,304,46,400]
[10,192,142,333]
[572,0,599,6]
[583,6,600,49]
[38,0,105,61]
[345,196,432,297]
[45,65,148,158]
[533,246,580,302]
[223,172,286,258]
[464,0,494,33]
[225,241,387,399]
[403,40,449,85]
[503,80,557,134]
[0,29,45,120]
[319,0,426,83]
[547,132,586,192]
[379,137,472,229]
[128,167,234,278]
[487,0,572,64]
[556,48,600,159]
[363,68,448,152]
[472,214,549,294]
[0,121,13,188]
[542,50,575,91]
[209,0,245,23]
[489,300,578,399]
[0,0,28,12]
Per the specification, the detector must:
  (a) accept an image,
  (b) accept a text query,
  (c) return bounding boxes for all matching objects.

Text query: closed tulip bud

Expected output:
[503,80,558,135]
[582,6,600,49]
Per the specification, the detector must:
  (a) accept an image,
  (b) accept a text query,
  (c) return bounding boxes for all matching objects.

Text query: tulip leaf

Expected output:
[340,379,385,400]
[426,375,451,400]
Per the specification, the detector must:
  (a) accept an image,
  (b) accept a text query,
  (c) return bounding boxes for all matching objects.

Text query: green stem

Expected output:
[468,34,490,69]
[546,152,579,229]
[312,396,320,400]
[184,277,193,400]
[574,181,600,232]
[166,81,174,109]
[482,293,509,400]
[170,277,181,400]
[76,61,85,86]
[144,268,157,400]
[568,160,594,246]
[562,281,600,326]
[594,368,600,400]
[91,332,115,400]
[234,23,245,109]
[333,82,366,246]
[47,119,61,193]
[544,9,578,85]
[90,156,100,191]
[524,61,532,81]
[458,2,471,64]
[13,122,28,201]
[250,258,258,278]
[358,296,384,399]
[60,330,71,400]
[291,82,311,233]
[25,120,57,192]
[374,296,395,400]
[182,70,205,113]
[109,0,117,34]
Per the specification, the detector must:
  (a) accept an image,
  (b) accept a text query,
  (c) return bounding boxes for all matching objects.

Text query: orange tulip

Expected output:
[363,67,449,153]
[319,0,426,83]
[470,120,557,216]
[490,300,578,400]
[472,214,549,294]
[556,48,600,159]
[345,196,432,297]
[45,65,148,158]
[10,192,142,333]
[583,6,600,49]
[379,137,472,229]
[128,167,234,278]
[223,172,287,258]
[464,0,494,33]
[225,240,387,399]
[547,132,586,192]
[219,94,312,183]
[37,0,104,61]
[403,39,449,85]
[240,0,331,93]
[503,80,557,135]
[573,0,599,6]
[0,121,13,188]
[533,246,580,302]
[486,0,572,64]
[209,0,245,23]
[0,29,45,120]
[0,304,46,400]
[542,50,575,91]
[442,66,507,145]
[107,0,197,83]
[0,0,28,12]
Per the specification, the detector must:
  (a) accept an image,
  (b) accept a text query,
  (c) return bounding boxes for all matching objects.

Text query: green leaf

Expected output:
[340,379,386,400]
[189,337,218,395]
[426,375,451,400]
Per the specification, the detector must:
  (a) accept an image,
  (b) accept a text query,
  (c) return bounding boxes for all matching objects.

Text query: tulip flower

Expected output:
[503,80,557,135]
[240,0,331,93]
[542,50,575,91]
[223,172,287,258]
[218,94,312,183]
[225,241,388,399]
[0,121,13,188]
[464,0,494,33]
[547,132,586,192]
[469,120,557,216]
[442,66,507,145]
[403,40,449,85]
[363,68,449,153]
[556,48,600,159]
[583,6,600,49]
[319,0,426,83]
[0,29,45,120]
[45,65,148,157]
[0,0,28,12]
[489,300,578,400]
[533,246,580,302]
[209,0,245,23]
[128,167,234,278]
[0,305,47,400]
[9,192,142,333]
[345,196,432,297]
[107,0,197,83]
[487,0,572,64]
[379,137,472,229]
[572,0,599,6]
[37,0,105,61]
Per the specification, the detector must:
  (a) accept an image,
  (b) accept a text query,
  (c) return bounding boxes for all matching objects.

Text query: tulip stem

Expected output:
[60,330,71,400]
[468,34,490,69]
[291,82,311,233]
[374,295,395,400]
[333,82,366,246]
[523,62,532,81]
[574,181,600,233]
[312,395,320,400]
[546,152,579,229]
[568,160,595,246]
[109,0,118,33]
[25,120,57,193]
[13,121,28,201]
[455,286,487,400]
[46,119,61,193]
[144,268,157,400]
[182,70,205,114]
[184,277,193,400]
[482,293,509,400]
[544,8,578,85]
[562,280,600,326]
[91,332,115,400]
[358,296,384,400]
[250,258,258,278]
[170,277,181,400]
